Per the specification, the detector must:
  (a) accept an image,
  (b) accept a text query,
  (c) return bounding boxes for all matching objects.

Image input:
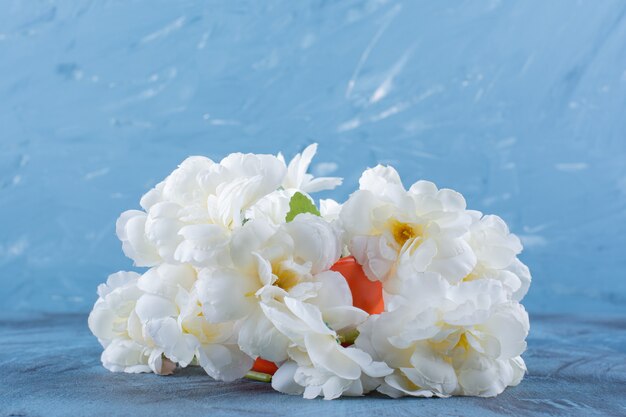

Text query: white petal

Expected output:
[470,215,522,269]
[260,302,311,344]
[220,152,286,190]
[437,188,467,211]
[309,270,353,310]
[237,310,290,363]
[97,271,141,298]
[116,210,161,267]
[304,333,361,380]
[284,297,334,335]
[197,268,258,322]
[303,177,343,194]
[272,361,305,395]
[175,224,230,266]
[321,306,368,333]
[506,258,532,301]
[349,235,396,282]
[482,302,529,359]
[101,339,152,374]
[144,317,196,367]
[212,175,266,227]
[284,214,341,274]
[406,345,458,395]
[339,190,381,236]
[322,376,352,400]
[343,347,392,378]
[88,300,119,343]
[408,180,438,196]
[144,201,184,262]
[139,182,164,210]
[245,190,292,225]
[508,356,527,386]
[359,165,404,193]
[134,294,178,322]
[381,372,438,398]
[137,264,196,299]
[252,252,274,287]
[319,199,342,222]
[162,156,213,206]
[197,344,254,382]
[229,219,277,269]
[428,237,476,284]
[303,385,323,399]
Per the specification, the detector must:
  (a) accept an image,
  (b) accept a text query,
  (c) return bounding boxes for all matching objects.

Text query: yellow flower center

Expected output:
[455,333,470,351]
[462,272,477,282]
[182,315,219,345]
[272,262,300,291]
[390,219,423,247]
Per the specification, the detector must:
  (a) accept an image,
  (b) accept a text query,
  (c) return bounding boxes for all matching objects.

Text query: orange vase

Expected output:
[330,256,384,315]
[250,256,384,375]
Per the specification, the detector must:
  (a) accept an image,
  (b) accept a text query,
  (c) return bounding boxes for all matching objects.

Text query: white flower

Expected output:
[117,146,342,269]
[116,153,283,268]
[341,165,530,308]
[135,264,254,381]
[265,297,392,400]
[96,145,533,400]
[356,278,529,398]
[89,266,254,380]
[88,271,173,375]
[385,213,531,307]
[197,213,344,363]
[340,165,476,287]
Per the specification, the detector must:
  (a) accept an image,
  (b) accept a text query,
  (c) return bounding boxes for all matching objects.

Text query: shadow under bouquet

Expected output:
[88,144,530,400]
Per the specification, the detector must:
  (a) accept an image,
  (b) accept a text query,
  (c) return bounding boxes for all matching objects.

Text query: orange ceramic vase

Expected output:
[250,256,384,375]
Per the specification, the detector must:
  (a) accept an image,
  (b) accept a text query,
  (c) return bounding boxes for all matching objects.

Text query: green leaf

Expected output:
[285,192,320,222]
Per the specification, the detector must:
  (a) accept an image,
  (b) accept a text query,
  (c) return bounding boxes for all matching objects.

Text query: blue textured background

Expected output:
[1,0,625,317]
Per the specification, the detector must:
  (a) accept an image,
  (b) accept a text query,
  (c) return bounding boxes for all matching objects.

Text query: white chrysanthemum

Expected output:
[89,266,254,380]
[117,145,341,268]
[97,146,533,400]
[266,297,392,400]
[88,271,175,375]
[197,213,347,363]
[340,165,476,287]
[356,277,529,398]
[384,212,531,309]
[136,264,254,381]
[341,165,530,306]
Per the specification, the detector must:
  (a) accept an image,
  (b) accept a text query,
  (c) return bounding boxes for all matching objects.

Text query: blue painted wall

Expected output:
[1,0,625,315]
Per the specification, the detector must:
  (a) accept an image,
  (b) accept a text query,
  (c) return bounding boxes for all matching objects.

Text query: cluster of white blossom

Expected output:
[89,146,530,400]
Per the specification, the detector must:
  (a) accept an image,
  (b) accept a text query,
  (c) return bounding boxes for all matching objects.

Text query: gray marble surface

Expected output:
[1,313,624,417]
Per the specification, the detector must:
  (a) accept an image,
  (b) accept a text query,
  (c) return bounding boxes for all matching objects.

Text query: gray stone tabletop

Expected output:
[2,313,624,417]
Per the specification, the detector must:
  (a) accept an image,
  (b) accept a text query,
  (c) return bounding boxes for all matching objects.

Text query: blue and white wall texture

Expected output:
[1,0,625,315]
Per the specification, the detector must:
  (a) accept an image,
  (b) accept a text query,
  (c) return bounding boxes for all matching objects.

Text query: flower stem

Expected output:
[245,371,272,383]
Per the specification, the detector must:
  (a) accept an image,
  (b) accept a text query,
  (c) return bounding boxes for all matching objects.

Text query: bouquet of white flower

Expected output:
[89,144,530,400]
